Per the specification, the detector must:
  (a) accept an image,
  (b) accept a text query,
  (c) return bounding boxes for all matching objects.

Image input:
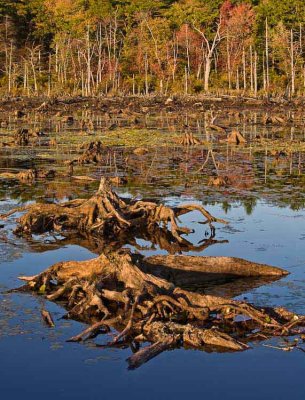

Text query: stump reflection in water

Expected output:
[17,251,304,370]
[2,179,304,369]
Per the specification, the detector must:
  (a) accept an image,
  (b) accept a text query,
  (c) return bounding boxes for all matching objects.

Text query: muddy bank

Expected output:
[1,94,304,116]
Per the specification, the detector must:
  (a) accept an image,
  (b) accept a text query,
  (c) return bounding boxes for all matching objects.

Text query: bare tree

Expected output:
[193,18,224,92]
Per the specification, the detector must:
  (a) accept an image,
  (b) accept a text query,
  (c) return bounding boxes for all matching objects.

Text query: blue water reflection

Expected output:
[0,199,305,399]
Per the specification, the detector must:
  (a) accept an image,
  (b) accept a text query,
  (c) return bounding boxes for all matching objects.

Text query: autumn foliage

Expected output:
[0,0,304,96]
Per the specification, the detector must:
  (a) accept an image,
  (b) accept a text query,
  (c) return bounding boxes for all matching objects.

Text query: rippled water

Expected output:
[0,110,305,399]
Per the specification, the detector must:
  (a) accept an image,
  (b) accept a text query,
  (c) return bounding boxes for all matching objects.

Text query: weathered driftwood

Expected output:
[144,255,288,277]
[208,124,227,134]
[133,254,289,298]
[17,251,305,369]
[140,255,288,290]
[0,178,226,243]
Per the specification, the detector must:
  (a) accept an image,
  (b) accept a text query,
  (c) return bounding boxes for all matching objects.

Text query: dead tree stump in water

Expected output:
[178,132,201,146]
[17,251,305,369]
[0,178,227,242]
[14,128,30,146]
[3,178,303,368]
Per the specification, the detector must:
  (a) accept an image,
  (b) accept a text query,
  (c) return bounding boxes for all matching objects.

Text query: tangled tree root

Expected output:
[178,132,201,146]
[0,178,226,242]
[17,251,305,369]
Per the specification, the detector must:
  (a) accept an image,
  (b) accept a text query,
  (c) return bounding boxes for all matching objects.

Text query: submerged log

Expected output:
[41,309,55,327]
[127,337,175,370]
[209,124,227,134]
[16,251,305,369]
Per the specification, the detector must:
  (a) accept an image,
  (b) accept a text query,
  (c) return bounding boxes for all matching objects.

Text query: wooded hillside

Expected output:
[1,0,305,97]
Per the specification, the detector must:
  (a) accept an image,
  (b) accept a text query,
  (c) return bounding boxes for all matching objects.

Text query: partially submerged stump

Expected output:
[66,141,104,167]
[3,128,50,147]
[208,176,232,187]
[17,251,305,369]
[80,118,94,131]
[178,132,201,146]
[226,130,246,145]
[77,141,103,164]
[3,177,303,368]
[0,169,37,182]
[263,114,286,125]
[0,169,56,183]
[0,178,226,243]
[133,147,149,155]
[14,128,30,146]
[15,110,25,119]
[62,115,74,124]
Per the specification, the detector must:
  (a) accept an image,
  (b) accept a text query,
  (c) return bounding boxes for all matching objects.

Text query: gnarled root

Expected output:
[17,251,305,369]
[178,132,201,146]
[1,178,226,242]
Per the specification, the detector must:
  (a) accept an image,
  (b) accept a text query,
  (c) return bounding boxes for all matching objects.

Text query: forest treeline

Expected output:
[1,0,305,97]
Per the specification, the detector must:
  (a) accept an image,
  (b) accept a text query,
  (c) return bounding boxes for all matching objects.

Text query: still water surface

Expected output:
[1,200,305,400]
[0,110,305,399]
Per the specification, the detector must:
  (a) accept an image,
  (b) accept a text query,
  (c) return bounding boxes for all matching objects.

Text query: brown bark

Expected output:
[178,132,201,146]
[144,255,288,278]
[16,250,305,369]
[0,178,226,242]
